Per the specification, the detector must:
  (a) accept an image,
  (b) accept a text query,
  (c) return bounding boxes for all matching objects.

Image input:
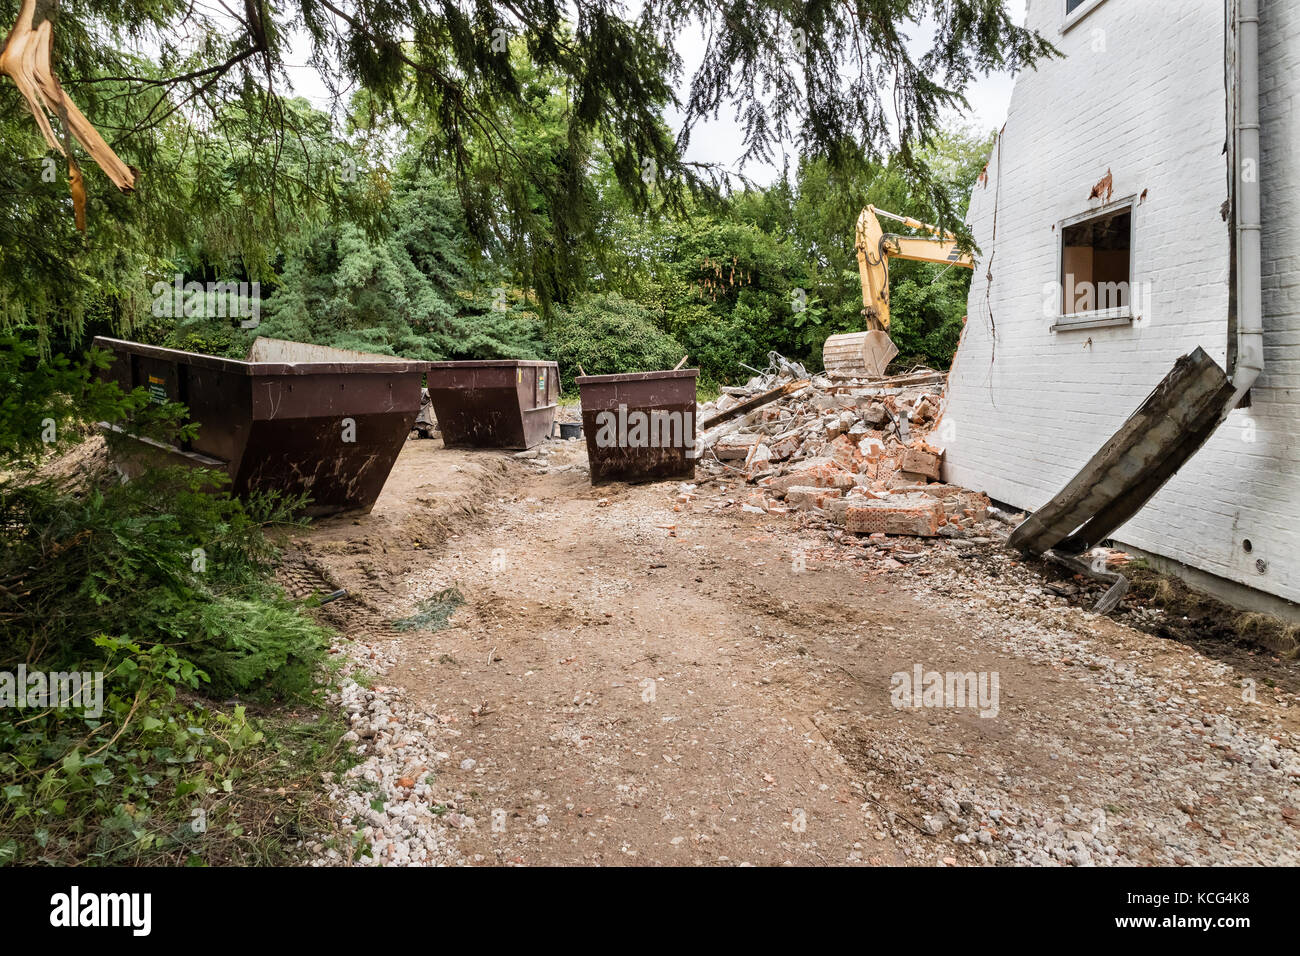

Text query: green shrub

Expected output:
[2,364,338,861]
[0,442,338,864]
[887,268,970,369]
[0,654,347,865]
[546,292,685,392]
[0,334,147,462]
[665,301,768,387]
[161,321,251,359]
[0,463,328,700]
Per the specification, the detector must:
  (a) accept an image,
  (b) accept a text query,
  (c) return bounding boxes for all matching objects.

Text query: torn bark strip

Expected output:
[1,0,138,230]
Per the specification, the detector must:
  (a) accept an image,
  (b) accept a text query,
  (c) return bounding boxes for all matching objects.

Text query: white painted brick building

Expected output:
[943,0,1300,611]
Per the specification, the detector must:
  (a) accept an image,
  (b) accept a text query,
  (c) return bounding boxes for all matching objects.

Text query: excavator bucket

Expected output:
[822,330,898,379]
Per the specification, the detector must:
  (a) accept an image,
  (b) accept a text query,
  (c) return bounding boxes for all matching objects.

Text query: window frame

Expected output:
[1052,196,1139,333]
[1062,0,1108,34]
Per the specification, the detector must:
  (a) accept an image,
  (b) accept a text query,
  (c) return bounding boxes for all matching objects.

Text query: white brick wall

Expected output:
[944,0,1300,604]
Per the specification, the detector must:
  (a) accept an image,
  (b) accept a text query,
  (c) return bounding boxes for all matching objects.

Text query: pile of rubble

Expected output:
[696,358,992,539]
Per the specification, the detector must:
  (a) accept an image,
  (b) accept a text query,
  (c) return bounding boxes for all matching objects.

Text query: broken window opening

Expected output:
[1056,203,1135,330]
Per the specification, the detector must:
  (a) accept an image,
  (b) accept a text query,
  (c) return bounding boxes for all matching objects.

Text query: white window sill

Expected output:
[1062,0,1107,34]
[1051,308,1134,332]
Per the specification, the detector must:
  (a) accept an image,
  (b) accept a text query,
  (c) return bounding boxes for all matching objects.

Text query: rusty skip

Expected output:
[93,337,429,515]
[424,360,560,450]
[577,369,699,484]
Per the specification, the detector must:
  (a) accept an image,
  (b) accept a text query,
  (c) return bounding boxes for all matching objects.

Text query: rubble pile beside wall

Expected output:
[695,368,991,539]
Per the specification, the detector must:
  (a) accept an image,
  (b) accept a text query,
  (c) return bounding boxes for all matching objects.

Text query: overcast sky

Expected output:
[659,1,1026,184]
[278,1,1027,185]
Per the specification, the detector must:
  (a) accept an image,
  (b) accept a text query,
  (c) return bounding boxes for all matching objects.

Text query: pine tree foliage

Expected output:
[257,180,545,359]
[1,0,1049,337]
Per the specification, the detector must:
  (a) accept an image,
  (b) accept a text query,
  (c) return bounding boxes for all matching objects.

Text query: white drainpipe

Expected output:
[1232,0,1264,401]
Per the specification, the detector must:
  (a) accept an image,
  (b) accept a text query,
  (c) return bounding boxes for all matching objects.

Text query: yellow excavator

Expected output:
[822,205,974,378]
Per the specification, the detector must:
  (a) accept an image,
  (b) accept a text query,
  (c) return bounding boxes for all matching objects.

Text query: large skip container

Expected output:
[93,336,429,515]
[576,369,699,483]
[425,360,559,449]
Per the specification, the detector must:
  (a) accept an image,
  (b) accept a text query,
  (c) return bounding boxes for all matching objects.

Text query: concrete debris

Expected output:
[901,447,942,481]
[695,363,994,544]
[715,434,761,460]
[700,378,808,430]
[839,494,944,537]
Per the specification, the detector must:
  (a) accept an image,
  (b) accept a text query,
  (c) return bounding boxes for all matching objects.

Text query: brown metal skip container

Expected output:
[576,369,699,483]
[92,336,429,515]
[425,360,559,449]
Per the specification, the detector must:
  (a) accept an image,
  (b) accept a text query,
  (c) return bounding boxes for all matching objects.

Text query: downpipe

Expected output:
[1230,0,1264,402]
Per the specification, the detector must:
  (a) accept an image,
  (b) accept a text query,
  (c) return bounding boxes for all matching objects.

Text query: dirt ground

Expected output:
[290,438,1300,867]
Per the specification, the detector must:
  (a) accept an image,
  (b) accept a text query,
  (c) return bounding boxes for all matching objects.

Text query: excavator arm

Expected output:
[825,205,974,379]
[853,205,972,332]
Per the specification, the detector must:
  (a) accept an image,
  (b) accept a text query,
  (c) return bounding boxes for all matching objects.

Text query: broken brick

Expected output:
[841,495,943,537]
[900,447,942,481]
[858,436,886,461]
[828,434,859,469]
[784,486,844,511]
[766,460,855,494]
[768,429,802,460]
[857,402,890,427]
[745,442,773,469]
[716,434,761,461]
[695,362,994,549]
